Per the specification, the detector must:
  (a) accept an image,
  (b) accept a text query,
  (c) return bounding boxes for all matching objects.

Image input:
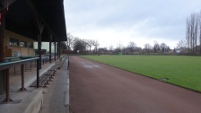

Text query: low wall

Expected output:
[11,88,44,113]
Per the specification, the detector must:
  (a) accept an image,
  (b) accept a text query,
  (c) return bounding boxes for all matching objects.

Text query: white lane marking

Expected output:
[80,62,100,68]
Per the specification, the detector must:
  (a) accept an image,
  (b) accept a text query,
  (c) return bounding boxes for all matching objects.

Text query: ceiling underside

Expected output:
[1,0,67,42]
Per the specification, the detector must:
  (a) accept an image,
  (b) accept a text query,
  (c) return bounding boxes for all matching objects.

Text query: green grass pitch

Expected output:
[82,55,201,92]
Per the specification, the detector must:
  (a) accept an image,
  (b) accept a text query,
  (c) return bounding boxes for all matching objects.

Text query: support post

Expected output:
[0,71,5,95]
[3,68,12,102]
[54,42,56,61]
[0,13,5,62]
[25,0,45,69]
[49,34,52,63]
[19,64,26,91]
[38,34,42,69]
[36,59,39,88]
[58,41,61,58]
[0,10,5,95]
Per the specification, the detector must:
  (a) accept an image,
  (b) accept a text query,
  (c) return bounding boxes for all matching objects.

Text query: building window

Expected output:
[28,43,33,48]
[20,41,27,47]
[10,38,19,46]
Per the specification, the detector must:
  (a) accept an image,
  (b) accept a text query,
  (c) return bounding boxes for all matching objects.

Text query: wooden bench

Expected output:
[30,73,52,87]
[48,65,57,74]
[57,62,63,70]
[39,74,51,87]
[44,70,55,80]
[30,64,59,87]
[30,64,58,87]
[57,56,68,69]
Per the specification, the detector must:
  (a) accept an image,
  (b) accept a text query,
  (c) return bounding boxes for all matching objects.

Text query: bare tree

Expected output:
[186,12,200,54]
[86,39,94,52]
[66,33,75,50]
[199,11,201,54]
[108,45,113,53]
[193,14,199,53]
[186,18,191,53]
[114,42,123,54]
[177,40,187,48]
[117,42,123,52]
[66,33,102,54]
[153,41,160,53]
[127,41,136,53]
[177,40,187,53]
[93,40,99,52]
[144,43,152,53]
[72,37,87,52]
[160,42,170,53]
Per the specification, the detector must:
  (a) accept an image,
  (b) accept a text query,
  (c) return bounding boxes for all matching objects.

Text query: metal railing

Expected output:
[0,57,40,103]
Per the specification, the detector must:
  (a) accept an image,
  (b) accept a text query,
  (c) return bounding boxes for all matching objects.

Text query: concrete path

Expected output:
[39,59,69,113]
[0,61,55,113]
[70,56,201,113]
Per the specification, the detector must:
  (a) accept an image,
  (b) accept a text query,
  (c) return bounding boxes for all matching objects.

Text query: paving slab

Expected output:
[0,61,56,113]
[39,58,69,113]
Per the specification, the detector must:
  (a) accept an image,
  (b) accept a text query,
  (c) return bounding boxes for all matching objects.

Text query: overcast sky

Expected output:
[64,0,201,49]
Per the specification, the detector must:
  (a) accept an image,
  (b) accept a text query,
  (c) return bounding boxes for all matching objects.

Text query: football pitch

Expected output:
[82,55,201,92]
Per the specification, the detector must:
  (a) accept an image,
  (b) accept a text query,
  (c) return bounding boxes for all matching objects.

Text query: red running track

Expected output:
[70,56,201,113]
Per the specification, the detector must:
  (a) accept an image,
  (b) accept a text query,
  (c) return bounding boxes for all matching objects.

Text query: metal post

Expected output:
[5,68,11,102]
[0,10,6,96]
[38,34,42,69]
[67,56,70,70]
[58,41,61,58]
[54,42,56,61]
[0,11,5,62]
[19,64,25,91]
[36,59,39,88]
[49,42,52,63]
[49,34,52,63]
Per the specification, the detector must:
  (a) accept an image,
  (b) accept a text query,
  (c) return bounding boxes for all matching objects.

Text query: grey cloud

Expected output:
[65,0,201,48]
